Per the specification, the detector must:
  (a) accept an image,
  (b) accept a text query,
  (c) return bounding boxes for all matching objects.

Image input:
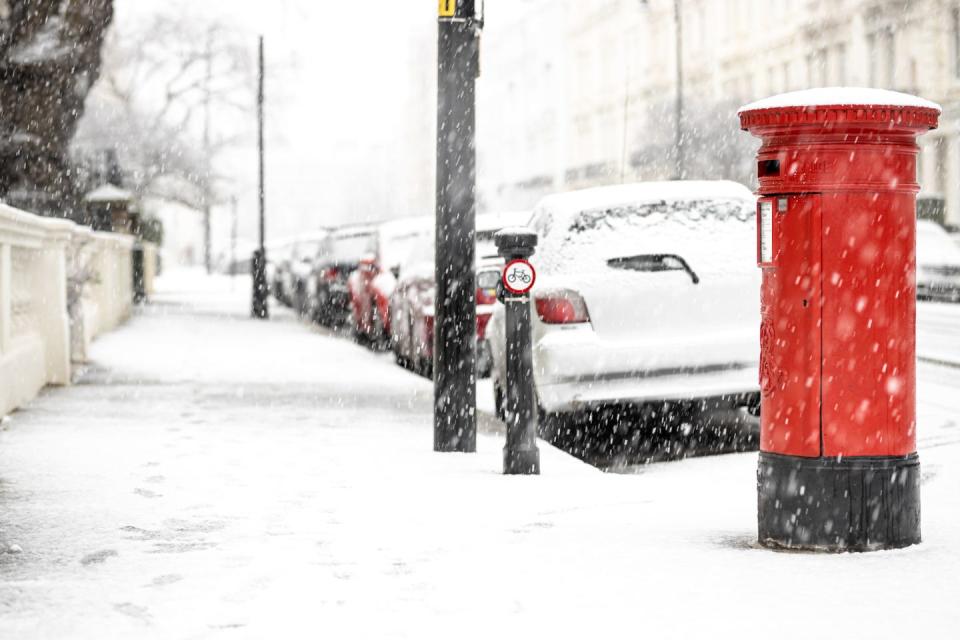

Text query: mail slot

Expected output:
[739,88,940,551]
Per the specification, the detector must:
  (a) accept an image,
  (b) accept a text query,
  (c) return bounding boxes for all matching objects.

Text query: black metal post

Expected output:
[434,0,482,452]
[132,243,146,304]
[252,35,269,319]
[495,228,540,475]
[230,195,238,278]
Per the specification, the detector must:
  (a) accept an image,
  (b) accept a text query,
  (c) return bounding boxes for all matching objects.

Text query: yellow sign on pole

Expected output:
[439,0,456,18]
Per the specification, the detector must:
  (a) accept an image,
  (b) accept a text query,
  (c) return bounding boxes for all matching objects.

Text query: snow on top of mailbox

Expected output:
[738,87,941,114]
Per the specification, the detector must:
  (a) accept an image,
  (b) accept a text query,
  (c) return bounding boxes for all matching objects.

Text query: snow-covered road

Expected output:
[1,271,959,639]
[918,300,960,366]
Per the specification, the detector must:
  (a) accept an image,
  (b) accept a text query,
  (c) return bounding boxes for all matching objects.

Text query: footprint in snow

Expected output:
[81,549,118,565]
[147,574,183,587]
[113,602,151,623]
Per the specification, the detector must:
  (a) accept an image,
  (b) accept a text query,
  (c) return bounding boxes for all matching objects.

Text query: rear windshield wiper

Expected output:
[607,254,700,284]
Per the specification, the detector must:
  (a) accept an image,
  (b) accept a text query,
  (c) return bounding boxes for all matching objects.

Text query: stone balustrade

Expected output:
[0,202,154,417]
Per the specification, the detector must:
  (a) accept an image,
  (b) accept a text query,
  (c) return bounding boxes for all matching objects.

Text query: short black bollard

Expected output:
[132,243,146,304]
[495,228,540,475]
[251,248,269,319]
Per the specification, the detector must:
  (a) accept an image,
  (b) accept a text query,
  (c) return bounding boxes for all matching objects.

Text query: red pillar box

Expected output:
[739,88,940,551]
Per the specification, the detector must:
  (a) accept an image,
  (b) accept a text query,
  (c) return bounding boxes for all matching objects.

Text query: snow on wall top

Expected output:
[84,184,133,203]
[536,180,754,220]
[739,87,941,114]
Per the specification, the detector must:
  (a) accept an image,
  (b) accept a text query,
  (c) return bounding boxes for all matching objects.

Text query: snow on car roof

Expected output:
[477,210,530,232]
[536,180,754,219]
[379,215,432,239]
[331,224,376,238]
[292,230,329,242]
[738,87,941,114]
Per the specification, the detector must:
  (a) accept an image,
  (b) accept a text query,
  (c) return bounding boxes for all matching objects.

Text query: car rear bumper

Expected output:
[532,327,759,412]
[537,363,759,412]
[917,281,960,301]
[327,285,350,308]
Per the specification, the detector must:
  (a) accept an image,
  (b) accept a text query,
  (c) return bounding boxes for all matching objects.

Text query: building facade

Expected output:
[476,0,960,227]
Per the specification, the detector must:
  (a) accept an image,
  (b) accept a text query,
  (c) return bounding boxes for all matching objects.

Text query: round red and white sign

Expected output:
[502,259,536,294]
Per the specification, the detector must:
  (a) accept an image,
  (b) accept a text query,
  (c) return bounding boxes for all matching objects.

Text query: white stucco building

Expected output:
[476,0,960,227]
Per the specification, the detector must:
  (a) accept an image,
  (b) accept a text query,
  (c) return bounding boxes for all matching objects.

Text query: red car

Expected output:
[388,211,527,378]
[347,218,430,347]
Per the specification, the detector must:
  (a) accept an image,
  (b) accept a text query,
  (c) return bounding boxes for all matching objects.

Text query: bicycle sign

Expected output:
[502,259,536,295]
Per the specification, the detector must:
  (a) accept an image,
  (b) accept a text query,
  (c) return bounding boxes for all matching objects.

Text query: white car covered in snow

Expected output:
[916,219,960,302]
[488,180,761,422]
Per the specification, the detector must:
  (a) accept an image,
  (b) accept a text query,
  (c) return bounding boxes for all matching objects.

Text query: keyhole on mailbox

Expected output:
[802,299,809,308]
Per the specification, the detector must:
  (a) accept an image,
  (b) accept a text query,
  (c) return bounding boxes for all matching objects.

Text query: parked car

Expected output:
[266,239,293,302]
[281,232,328,313]
[347,217,431,346]
[307,225,377,326]
[269,239,296,303]
[477,211,529,261]
[916,219,960,302]
[389,212,527,377]
[475,257,504,376]
[389,234,434,374]
[487,180,761,430]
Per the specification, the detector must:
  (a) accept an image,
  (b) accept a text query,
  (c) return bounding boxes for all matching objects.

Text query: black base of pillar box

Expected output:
[757,451,920,552]
[504,446,540,475]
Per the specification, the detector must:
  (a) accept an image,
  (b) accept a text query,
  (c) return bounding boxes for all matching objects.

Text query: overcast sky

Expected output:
[112,0,437,245]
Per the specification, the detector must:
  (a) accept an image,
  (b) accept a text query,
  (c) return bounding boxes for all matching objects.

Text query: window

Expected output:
[884,27,896,85]
[835,43,847,85]
[937,138,949,195]
[867,27,895,88]
[807,49,828,87]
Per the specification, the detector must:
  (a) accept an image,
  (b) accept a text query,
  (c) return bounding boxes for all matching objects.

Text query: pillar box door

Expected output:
[739,88,940,551]
[758,193,822,458]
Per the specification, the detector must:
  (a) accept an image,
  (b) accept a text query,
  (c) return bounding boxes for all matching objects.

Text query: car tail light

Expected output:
[534,289,590,324]
[476,286,497,305]
[477,312,492,339]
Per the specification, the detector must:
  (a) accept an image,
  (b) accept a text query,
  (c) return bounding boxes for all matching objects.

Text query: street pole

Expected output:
[673,0,684,180]
[495,229,540,475]
[230,195,238,282]
[203,27,213,274]
[251,35,269,319]
[434,0,482,452]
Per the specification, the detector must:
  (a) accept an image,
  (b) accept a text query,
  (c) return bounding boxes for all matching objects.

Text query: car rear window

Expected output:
[381,231,425,270]
[568,198,751,234]
[540,198,754,275]
[477,269,500,289]
[330,233,375,263]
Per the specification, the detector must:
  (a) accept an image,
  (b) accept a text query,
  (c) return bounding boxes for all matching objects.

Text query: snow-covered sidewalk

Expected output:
[1,271,959,639]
